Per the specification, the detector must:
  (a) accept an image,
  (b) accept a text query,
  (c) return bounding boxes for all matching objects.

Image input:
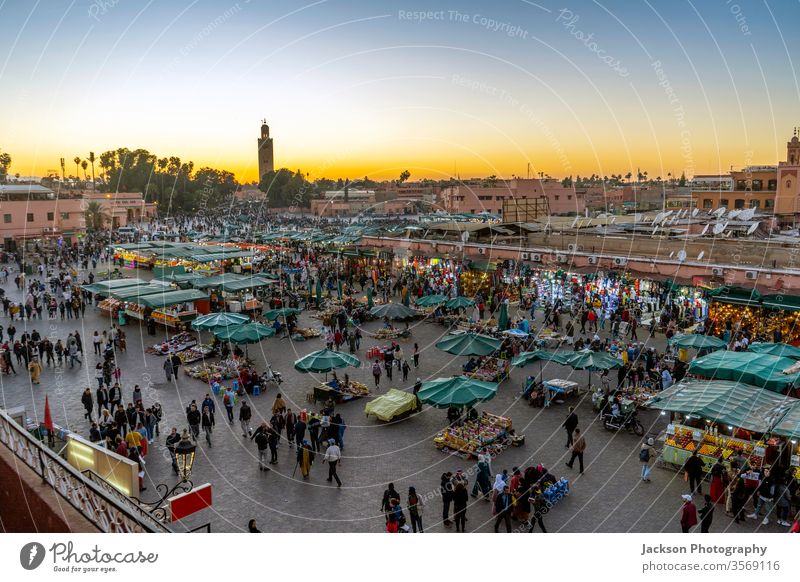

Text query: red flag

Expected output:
[43,395,54,432]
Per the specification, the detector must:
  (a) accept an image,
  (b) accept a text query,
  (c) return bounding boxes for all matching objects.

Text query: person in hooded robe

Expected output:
[297,439,315,480]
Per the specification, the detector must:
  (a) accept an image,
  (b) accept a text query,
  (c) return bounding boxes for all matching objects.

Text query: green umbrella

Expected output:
[213,322,276,344]
[562,350,621,370]
[294,348,361,373]
[511,350,573,368]
[436,332,502,356]
[417,376,498,408]
[367,286,374,309]
[191,312,250,331]
[263,307,301,321]
[748,342,800,359]
[315,278,322,308]
[669,334,728,351]
[415,294,447,307]
[497,302,509,331]
[370,303,417,320]
[445,296,475,310]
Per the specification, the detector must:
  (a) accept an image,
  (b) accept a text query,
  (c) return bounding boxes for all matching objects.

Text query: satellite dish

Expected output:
[714,207,726,217]
[697,251,705,260]
[669,251,675,258]
[610,216,616,224]
[664,210,674,218]
[651,226,659,236]
[728,209,740,219]
[713,221,728,235]
[677,250,687,262]
[740,208,755,221]
[746,223,759,235]
[570,216,579,228]
[634,214,642,223]
[700,224,710,236]
[692,208,699,217]
[652,213,663,226]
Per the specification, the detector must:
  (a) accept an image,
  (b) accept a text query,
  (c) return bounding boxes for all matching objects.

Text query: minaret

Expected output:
[257,119,274,181]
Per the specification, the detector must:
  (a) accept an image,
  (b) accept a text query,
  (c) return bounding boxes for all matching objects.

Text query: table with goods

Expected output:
[433,412,523,458]
[660,423,767,472]
[467,357,510,383]
[371,327,411,340]
[185,356,255,382]
[543,378,579,407]
[312,379,371,403]
[148,332,197,355]
[98,297,122,314]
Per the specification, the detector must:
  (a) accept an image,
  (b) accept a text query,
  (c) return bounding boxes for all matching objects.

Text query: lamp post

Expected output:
[138,430,195,521]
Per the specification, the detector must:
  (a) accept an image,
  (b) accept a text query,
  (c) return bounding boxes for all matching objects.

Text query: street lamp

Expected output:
[174,429,196,481]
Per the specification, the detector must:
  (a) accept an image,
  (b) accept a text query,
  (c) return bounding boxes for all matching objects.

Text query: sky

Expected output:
[1,0,799,183]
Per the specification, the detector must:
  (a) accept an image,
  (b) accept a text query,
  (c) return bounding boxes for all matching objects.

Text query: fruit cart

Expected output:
[433,411,522,459]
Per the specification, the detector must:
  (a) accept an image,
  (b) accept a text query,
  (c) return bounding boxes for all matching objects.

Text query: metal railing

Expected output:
[0,408,170,533]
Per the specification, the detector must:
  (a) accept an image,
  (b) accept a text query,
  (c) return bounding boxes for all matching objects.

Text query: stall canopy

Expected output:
[748,342,800,359]
[364,389,418,422]
[761,294,800,312]
[688,351,800,393]
[82,278,148,294]
[108,283,172,301]
[219,276,275,292]
[668,334,728,351]
[705,286,761,306]
[139,289,209,309]
[190,251,255,263]
[771,406,800,440]
[645,380,795,434]
[417,376,498,408]
[191,273,245,289]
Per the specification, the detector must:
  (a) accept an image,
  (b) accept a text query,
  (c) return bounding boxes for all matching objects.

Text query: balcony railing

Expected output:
[0,408,170,533]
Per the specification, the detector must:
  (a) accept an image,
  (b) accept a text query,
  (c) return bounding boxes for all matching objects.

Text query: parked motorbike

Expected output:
[602,411,644,436]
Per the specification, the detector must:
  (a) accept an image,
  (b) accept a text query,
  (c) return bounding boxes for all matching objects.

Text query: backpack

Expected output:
[223,393,231,405]
[639,447,650,462]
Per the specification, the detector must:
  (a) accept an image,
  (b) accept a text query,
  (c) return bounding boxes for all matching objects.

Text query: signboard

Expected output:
[169,483,212,522]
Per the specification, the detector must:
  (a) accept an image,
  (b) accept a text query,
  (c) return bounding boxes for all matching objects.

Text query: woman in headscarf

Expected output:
[491,474,506,514]
[28,357,42,384]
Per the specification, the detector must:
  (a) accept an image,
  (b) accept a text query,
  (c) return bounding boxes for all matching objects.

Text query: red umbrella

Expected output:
[42,395,54,432]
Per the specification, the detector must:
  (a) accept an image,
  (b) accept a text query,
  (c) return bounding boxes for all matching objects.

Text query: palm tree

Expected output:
[80,159,88,181]
[73,156,81,185]
[60,157,66,181]
[88,152,96,190]
[84,201,110,231]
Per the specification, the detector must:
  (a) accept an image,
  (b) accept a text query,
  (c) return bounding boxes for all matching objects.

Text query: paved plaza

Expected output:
[0,268,787,533]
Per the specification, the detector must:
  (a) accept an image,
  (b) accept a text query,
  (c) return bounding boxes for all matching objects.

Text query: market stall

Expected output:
[467,356,510,383]
[312,379,371,404]
[645,380,796,474]
[185,356,255,382]
[688,350,800,393]
[433,411,522,458]
[149,331,197,355]
[130,289,210,328]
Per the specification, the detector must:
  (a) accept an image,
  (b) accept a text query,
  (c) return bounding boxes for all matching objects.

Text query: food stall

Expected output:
[129,289,210,329]
[646,380,796,474]
[467,357,510,383]
[542,378,580,407]
[433,411,521,458]
[312,379,370,404]
[148,332,198,355]
[185,356,255,382]
[111,243,158,269]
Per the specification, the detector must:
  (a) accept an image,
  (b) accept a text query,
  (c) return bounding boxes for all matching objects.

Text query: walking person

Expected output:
[239,400,252,437]
[493,484,514,532]
[163,357,173,382]
[186,403,201,441]
[201,405,213,446]
[452,480,468,532]
[562,406,578,448]
[252,423,270,472]
[407,486,424,533]
[165,428,181,475]
[440,472,454,526]
[81,388,94,421]
[372,360,382,389]
[296,440,314,480]
[323,438,342,486]
[413,343,420,368]
[683,450,705,495]
[223,387,235,423]
[680,494,698,533]
[528,487,548,533]
[565,427,586,474]
[640,437,655,482]
[698,494,714,533]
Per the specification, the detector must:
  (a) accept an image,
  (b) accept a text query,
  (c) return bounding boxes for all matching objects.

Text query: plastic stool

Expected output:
[252,385,261,396]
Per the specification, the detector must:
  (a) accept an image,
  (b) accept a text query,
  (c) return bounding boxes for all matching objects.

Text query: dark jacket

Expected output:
[494,492,513,514]
[684,454,704,476]
[563,412,578,432]
[187,409,201,426]
[239,403,252,421]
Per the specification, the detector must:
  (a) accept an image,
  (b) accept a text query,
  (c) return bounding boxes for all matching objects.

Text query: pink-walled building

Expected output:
[439,178,587,216]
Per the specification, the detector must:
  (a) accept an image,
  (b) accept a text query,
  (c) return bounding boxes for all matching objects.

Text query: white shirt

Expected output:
[324,444,341,462]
